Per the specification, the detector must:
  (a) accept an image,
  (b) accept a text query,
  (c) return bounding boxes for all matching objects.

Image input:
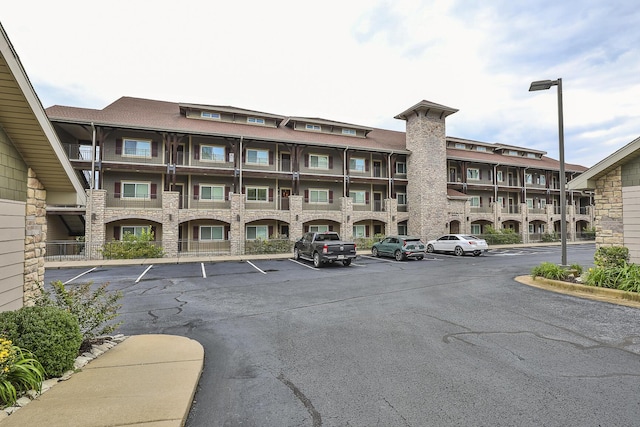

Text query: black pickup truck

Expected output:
[293,231,357,267]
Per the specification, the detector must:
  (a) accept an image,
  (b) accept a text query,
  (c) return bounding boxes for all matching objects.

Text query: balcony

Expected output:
[178,195,231,210]
[106,195,162,209]
[353,200,386,212]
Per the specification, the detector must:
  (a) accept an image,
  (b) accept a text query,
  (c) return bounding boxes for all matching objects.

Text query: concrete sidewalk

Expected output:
[0,335,204,427]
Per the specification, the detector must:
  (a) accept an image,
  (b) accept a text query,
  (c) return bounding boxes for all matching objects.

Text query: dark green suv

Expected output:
[371,235,426,261]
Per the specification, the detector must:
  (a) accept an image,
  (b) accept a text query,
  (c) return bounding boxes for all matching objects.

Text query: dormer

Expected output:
[447,137,495,153]
[282,116,373,138]
[494,144,546,159]
[179,103,286,127]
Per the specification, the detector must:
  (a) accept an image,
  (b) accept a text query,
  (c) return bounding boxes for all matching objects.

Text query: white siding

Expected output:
[0,199,25,311]
[622,186,640,264]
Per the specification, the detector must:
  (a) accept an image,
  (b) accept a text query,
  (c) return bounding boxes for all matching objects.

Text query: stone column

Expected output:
[24,168,46,304]
[342,196,353,240]
[230,193,245,255]
[162,191,179,257]
[86,189,106,260]
[289,195,303,240]
[385,198,398,236]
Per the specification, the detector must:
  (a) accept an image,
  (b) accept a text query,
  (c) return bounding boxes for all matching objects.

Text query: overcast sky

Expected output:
[3,0,639,167]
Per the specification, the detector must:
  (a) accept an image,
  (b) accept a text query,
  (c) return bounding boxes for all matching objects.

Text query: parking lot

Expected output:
[44,243,640,427]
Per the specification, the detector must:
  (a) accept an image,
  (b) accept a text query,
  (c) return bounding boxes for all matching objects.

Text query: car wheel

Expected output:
[372,247,380,257]
[395,250,404,261]
[313,252,322,268]
[416,256,424,260]
[454,246,464,256]
[427,244,434,253]
[473,251,480,257]
[342,259,352,266]
[293,247,300,260]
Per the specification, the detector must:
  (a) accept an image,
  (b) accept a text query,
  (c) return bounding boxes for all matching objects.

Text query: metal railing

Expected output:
[106,196,162,209]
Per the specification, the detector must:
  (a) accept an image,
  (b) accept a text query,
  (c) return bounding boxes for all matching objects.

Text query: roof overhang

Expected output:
[0,24,85,204]
[394,100,458,121]
[568,136,640,190]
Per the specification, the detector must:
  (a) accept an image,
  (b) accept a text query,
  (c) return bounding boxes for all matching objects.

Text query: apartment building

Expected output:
[46,97,593,257]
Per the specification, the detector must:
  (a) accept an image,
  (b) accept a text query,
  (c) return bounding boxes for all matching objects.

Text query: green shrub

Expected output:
[483,226,522,245]
[101,229,164,259]
[0,306,82,378]
[32,281,123,341]
[570,263,583,276]
[0,337,45,407]
[531,262,568,280]
[585,263,640,292]
[355,234,385,250]
[541,233,559,242]
[245,237,292,254]
[594,246,629,268]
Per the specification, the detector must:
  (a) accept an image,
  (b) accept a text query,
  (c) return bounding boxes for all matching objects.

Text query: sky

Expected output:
[3,0,640,167]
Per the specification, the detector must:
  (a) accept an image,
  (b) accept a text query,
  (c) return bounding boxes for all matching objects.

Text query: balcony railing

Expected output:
[63,143,95,161]
[352,200,386,212]
[302,202,342,211]
[178,196,231,210]
[106,196,162,208]
[470,206,493,213]
[528,208,546,214]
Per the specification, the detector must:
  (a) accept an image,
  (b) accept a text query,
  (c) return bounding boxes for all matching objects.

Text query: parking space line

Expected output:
[201,263,207,278]
[63,267,97,285]
[246,260,267,274]
[288,259,319,270]
[135,265,153,283]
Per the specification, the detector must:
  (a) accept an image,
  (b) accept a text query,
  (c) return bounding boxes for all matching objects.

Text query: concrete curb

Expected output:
[515,275,640,308]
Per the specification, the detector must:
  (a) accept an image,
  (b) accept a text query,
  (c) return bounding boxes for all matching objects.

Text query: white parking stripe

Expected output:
[288,259,319,270]
[247,260,267,274]
[135,265,153,283]
[63,267,97,285]
[201,263,207,278]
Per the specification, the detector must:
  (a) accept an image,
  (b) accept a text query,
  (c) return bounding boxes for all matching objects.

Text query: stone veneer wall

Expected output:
[404,110,449,241]
[594,166,623,247]
[24,168,46,305]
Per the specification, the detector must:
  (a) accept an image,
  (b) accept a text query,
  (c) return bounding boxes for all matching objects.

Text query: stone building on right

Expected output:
[568,136,640,263]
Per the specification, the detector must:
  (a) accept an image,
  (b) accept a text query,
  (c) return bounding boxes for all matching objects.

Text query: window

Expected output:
[467,168,480,180]
[476,146,487,152]
[527,153,537,158]
[122,182,150,199]
[540,200,547,208]
[306,124,321,131]
[396,162,407,174]
[247,117,265,124]
[309,189,329,203]
[309,154,329,169]
[246,225,268,240]
[526,198,534,208]
[309,225,329,233]
[122,139,151,158]
[200,226,224,241]
[201,111,220,119]
[508,150,519,156]
[246,149,269,165]
[349,191,366,204]
[470,196,480,207]
[121,225,150,238]
[496,171,504,182]
[525,174,533,184]
[497,196,505,207]
[200,185,224,201]
[201,145,225,162]
[529,224,535,233]
[350,158,366,172]
[342,128,356,135]
[246,187,268,202]
[537,175,546,185]
[471,224,481,234]
[353,225,366,238]
[397,193,407,205]
[455,143,466,149]
[398,223,407,235]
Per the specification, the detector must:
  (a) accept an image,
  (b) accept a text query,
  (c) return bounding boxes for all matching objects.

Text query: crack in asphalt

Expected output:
[382,396,412,426]
[277,374,322,427]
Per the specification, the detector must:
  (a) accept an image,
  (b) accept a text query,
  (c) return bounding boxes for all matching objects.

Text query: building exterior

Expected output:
[0,24,85,310]
[45,96,594,258]
[568,136,640,263]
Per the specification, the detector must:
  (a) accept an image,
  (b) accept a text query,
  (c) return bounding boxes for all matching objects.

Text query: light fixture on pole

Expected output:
[529,78,567,266]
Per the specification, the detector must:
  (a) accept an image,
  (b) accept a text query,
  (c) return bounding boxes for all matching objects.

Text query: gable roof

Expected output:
[568,136,640,190]
[0,24,85,200]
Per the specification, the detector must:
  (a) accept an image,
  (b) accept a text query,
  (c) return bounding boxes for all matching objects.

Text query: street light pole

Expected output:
[529,78,567,266]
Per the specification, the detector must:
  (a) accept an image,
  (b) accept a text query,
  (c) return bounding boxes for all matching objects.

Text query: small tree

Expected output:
[102,228,164,259]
